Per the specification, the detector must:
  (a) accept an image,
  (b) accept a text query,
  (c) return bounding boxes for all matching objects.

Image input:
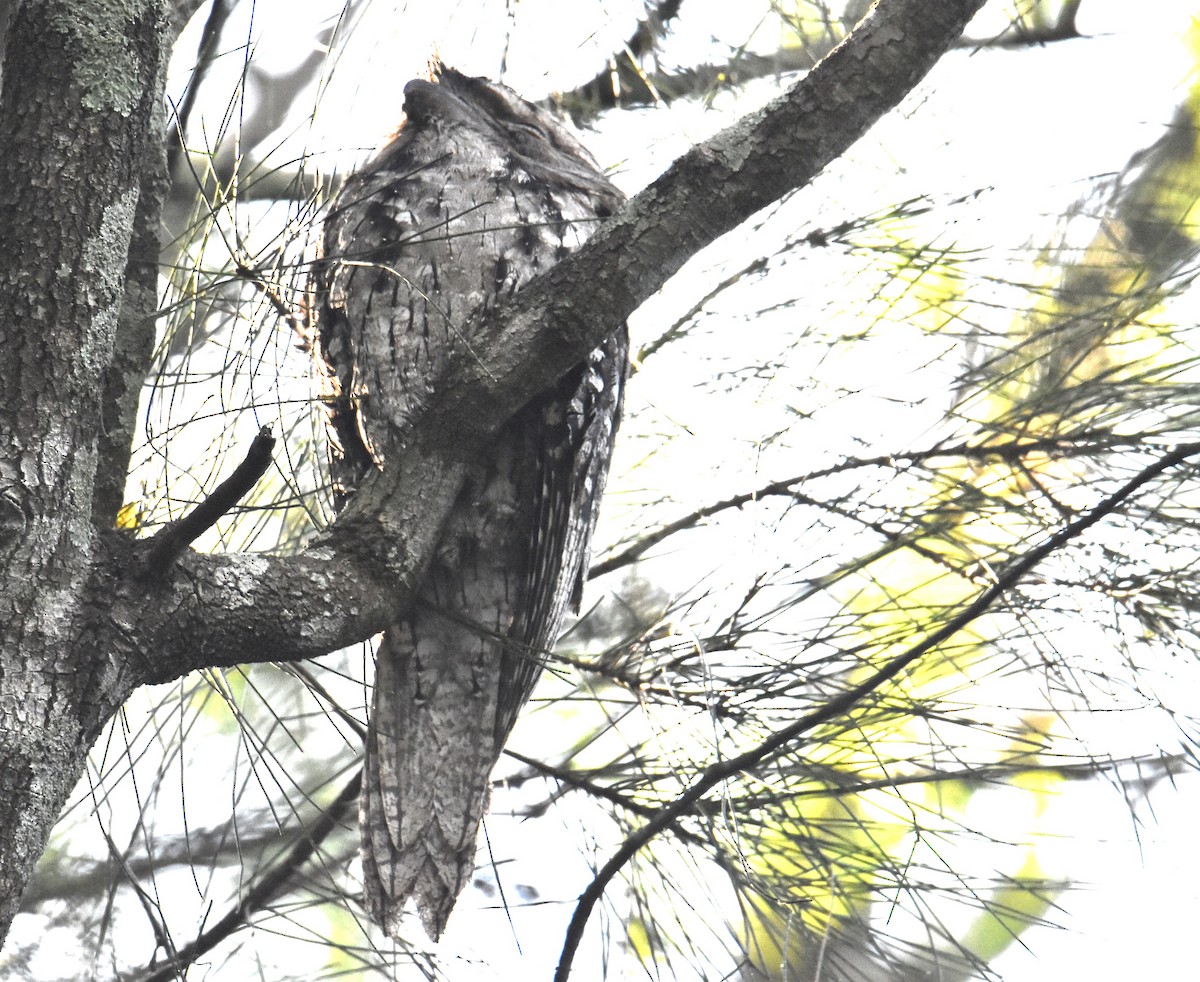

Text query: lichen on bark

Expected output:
[50,1,161,116]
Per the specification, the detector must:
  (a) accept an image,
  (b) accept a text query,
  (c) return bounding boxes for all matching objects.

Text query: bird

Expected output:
[311,63,627,940]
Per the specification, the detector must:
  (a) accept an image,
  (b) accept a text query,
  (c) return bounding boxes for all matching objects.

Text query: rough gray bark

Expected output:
[0,0,170,936]
[0,0,986,953]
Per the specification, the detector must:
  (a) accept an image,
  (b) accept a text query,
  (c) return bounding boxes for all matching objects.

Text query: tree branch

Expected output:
[166,1,212,41]
[137,426,276,578]
[428,0,993,452]
[0,0,174,942]
[135,770,362,982]
[589,434,1131,578]
[111,0,993,707]
[166,0,232,180]
[557,0,1082,117]
[559,0,684,115]
[109,429,470,688]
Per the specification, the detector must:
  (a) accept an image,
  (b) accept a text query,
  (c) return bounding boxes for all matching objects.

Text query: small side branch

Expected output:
[137,426,275,579]
[234,259,311,350]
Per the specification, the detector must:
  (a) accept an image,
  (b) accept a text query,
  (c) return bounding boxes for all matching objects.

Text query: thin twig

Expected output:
[233,258,310,349]
[167,0,232,179]
[589,434,1128,578]
[137,426,275,579]
[135,769,362,982]
[555,440,1200,980]
[503,749,707,848]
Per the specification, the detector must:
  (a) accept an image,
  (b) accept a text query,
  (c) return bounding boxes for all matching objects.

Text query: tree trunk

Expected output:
[0,0,168,935]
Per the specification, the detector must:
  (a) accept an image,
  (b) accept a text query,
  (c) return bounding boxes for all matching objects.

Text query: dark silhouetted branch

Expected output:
[136,769,362,982]
[137,425,275,579]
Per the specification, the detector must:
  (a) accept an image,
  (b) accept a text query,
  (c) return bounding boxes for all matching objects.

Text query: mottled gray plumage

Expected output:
[312,65,627,940]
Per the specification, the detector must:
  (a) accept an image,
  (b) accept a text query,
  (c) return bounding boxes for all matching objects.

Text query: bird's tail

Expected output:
[359,622,502,940]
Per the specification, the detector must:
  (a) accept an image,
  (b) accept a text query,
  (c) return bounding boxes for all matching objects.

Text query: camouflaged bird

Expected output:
[312,64,627,939]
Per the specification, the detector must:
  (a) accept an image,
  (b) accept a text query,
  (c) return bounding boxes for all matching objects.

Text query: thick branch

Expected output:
[117,0,991,694]
[167,1,212,40]
[428,0,992,448]
[112,433,469,688]
[94,45,174,526]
